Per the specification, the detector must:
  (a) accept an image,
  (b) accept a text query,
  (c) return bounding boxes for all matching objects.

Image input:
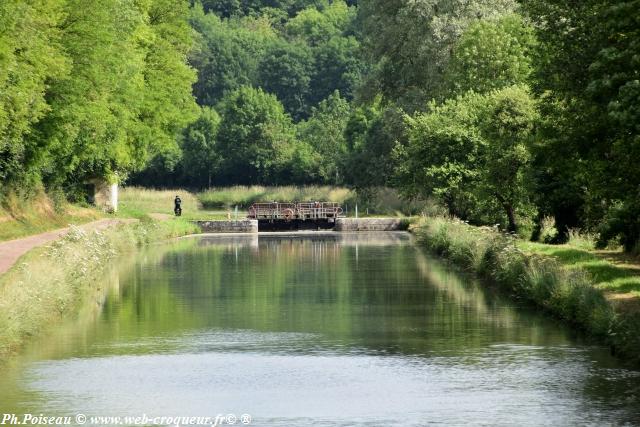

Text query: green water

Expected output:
[1,233,639,426]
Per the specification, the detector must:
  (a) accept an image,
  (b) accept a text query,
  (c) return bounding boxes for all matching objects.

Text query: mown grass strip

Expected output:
[518,241,640,297]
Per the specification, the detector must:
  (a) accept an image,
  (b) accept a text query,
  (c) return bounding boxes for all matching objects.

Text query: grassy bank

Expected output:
[519,242,640,298]
[118,187,205,219]
[412,216,640,364]
[0,218,198,359]
[0,192,102,242]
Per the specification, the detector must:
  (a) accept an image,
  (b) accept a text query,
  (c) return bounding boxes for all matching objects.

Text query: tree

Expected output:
[297,91,350,183]
[215,86,297,184]
[398,86,538,232]
[138,0,200,171]
[446,14,536,96]
[310,35,365,104]
[0,0,68,188]
[285,7,338,46]
[398,92,486,219]
[258,41,314,120]
[181,107,221,187]
[358,0,517,109]
[190,2,364,120]
[344,100,404,190]
[478,86,539,233]
[285,1,353,46]
[189,8,278,106]
[199,0,326,18]
[36,0,148,190]
[523,0,640,249]
[199,0,242,18]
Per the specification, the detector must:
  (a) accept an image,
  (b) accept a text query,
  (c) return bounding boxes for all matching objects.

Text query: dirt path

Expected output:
[148,213,173,220]
[0,218,136,275]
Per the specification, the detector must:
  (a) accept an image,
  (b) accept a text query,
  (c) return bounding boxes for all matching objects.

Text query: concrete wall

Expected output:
[192,220,258,233]
[92,180,118,213]
[335,218,407,232]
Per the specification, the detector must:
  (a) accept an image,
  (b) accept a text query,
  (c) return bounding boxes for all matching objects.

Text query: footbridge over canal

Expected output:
[248,202,343,230]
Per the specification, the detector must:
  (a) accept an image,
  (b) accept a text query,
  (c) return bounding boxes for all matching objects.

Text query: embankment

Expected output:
[411,216,640,364]
[0,219,198,359]
[0,191,102,242]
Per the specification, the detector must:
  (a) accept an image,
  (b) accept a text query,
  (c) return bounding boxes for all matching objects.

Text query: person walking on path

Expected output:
[174,195,182,216]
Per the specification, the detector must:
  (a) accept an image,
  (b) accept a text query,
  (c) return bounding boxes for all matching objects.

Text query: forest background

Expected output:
[1,0,639,251]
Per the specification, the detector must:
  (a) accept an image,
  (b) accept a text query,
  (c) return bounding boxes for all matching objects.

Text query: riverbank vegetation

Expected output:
[0,219,198,358]
[413,216,640,363]
[0,190,101,241]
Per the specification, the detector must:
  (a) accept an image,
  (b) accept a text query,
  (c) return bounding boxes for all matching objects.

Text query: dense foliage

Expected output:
[136,0,366,188]
[2,0,639,251]
[0,0,198,197]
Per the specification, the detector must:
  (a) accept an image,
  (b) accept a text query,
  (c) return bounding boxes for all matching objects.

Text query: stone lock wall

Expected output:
[334,218,406,232]
[192,220,258,233]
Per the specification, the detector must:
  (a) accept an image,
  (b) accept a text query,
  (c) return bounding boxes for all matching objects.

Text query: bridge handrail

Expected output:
[247,201,343,219]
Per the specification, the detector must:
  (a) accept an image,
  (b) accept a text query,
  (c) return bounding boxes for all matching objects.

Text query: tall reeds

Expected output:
[197,186,355,209]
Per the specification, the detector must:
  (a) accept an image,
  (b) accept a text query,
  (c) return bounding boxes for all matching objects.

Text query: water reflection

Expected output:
[0,232,639,425]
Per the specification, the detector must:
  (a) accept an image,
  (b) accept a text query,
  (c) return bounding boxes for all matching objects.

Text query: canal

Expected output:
[1,233,639,425]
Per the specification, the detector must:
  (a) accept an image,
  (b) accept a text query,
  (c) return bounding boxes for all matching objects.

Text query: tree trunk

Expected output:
[495,193,518,234]
[444,193,456,217]
[505,203,518,234]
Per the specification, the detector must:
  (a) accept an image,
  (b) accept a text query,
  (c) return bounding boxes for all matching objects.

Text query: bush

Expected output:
[597,200,640,252]
[539,216,558,243]
[566,228,598,250]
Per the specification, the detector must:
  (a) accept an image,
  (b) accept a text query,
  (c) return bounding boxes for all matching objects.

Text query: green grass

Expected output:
[0,192,102,242]
[118,187,244,220]
[412,216,640,364]
[0,218,198,359]
[118,187,200,218]
[519,242,640,296]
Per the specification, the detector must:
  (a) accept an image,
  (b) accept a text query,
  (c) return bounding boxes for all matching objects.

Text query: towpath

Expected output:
[0,218,136,275]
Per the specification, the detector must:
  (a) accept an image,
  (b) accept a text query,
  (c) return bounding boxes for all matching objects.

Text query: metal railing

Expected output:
[247,202,343,221]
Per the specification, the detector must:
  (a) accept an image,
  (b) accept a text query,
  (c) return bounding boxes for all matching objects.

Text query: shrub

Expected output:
[539,216,558,243]
[566,228,598,250]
